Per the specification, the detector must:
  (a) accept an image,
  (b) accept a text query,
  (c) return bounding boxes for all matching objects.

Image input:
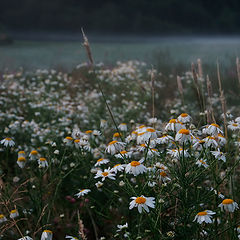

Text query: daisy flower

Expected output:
[116,222,128,232]
[177,113,192,123]
[207,123,223,136]
[10,209,19,219]
[118,123,127,131]
[228,121,239,131]
[106,141,126,155]
[165,119,185,132]
[158,171,171,183]
[18,151,25,158]
[94,158,109,167]
[155,135,174,144]
[112,164,125,173]
[29,150,39,161]
[38,158,48,168]
[147,148,160,157]
[125,159,147,176]
[115,150,132,159]
[74,139,80,148]
[196,159,209,168]
[203,136,218,148]
[218,199,239,212]
[18,237,33,240]
[41,230,53,240]
[94,168,116,181]
[175,129,191,144]
[100,119,107,128]
[1,137,15,147]
[217,134,226,146]
[64,136,73,146]
[235,116,240,123]
[113,132,123,140]
[75,189,91,198]
[193,210,216,224]
[65,236,78,240]
[129,195,155,213]
[17,157,27,168]
[211,150,226,162]
[0,214,7,223]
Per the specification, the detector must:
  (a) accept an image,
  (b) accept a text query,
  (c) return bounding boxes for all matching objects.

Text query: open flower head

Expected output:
[218,199,239,212]
[1,137,15,147]
[94,167,116,181]
[193,210,216,224]
[75,189,91,198]
[129,195,155,213]
[41,230,53,240]
[125,159,147,176]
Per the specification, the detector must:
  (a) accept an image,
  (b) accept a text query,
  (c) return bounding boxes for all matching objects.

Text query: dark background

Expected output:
[1,0,240,34]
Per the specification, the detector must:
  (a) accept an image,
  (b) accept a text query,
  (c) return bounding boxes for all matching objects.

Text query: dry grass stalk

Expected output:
[77,211,87,240]
[217,61,228,139]
[150,68,155,121]
[197,58,203,79]
[236,57,240,87]
[81,28,94,66]
[192,63,203,112]
[206,75,216,123]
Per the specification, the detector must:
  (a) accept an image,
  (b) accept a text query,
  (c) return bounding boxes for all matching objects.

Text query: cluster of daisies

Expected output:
[73,112,240,223]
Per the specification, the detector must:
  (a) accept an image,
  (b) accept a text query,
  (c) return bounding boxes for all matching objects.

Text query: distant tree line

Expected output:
[0,0,240,34]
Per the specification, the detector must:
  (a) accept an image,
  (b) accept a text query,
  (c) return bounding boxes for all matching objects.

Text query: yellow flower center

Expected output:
[31,150,38,155]
[138,132,146,136]
[199,160,206,164]
[232,123,238,127]
[180,113,188,117]
[97,158,104,162]
[39,158,46,161]
[211,123,220,128]
[74,139,80,143]
[114,164,121,167]
[18,157,26,162]
[151,148,157,151]
[139,125,146,129]
[169,119,177,123]
[80,189,85,192]
[18,151,25,154]
[10,209,17,213]
[120,150,127,154]
[44,230,52,233]
[178,129,190,135]
[207,136,215,140]
[160,171,167,177]
[135,197,146,204]
[130,161,140,167]
[5,137,12,141]
[140,144,146,147]
[146,128,155,132]
[85,130,93,134]
[120,123,126,125]
[109,140,118,145]
[222,199,234,205]
[0,214,5,218]
[113,132,122,137]
[218,134,224,138]
[132,131,138,135]
[102,172,109,177]
[66,136,73,140]
[197,211,207,216]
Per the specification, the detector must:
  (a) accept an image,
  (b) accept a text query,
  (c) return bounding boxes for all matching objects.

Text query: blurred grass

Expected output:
[1,37,240,71]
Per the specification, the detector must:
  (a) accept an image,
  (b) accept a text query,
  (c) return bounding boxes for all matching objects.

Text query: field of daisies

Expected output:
[0,59,240,240]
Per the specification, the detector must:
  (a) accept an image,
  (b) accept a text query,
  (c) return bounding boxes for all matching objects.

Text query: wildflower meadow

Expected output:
[0,39,240,240]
